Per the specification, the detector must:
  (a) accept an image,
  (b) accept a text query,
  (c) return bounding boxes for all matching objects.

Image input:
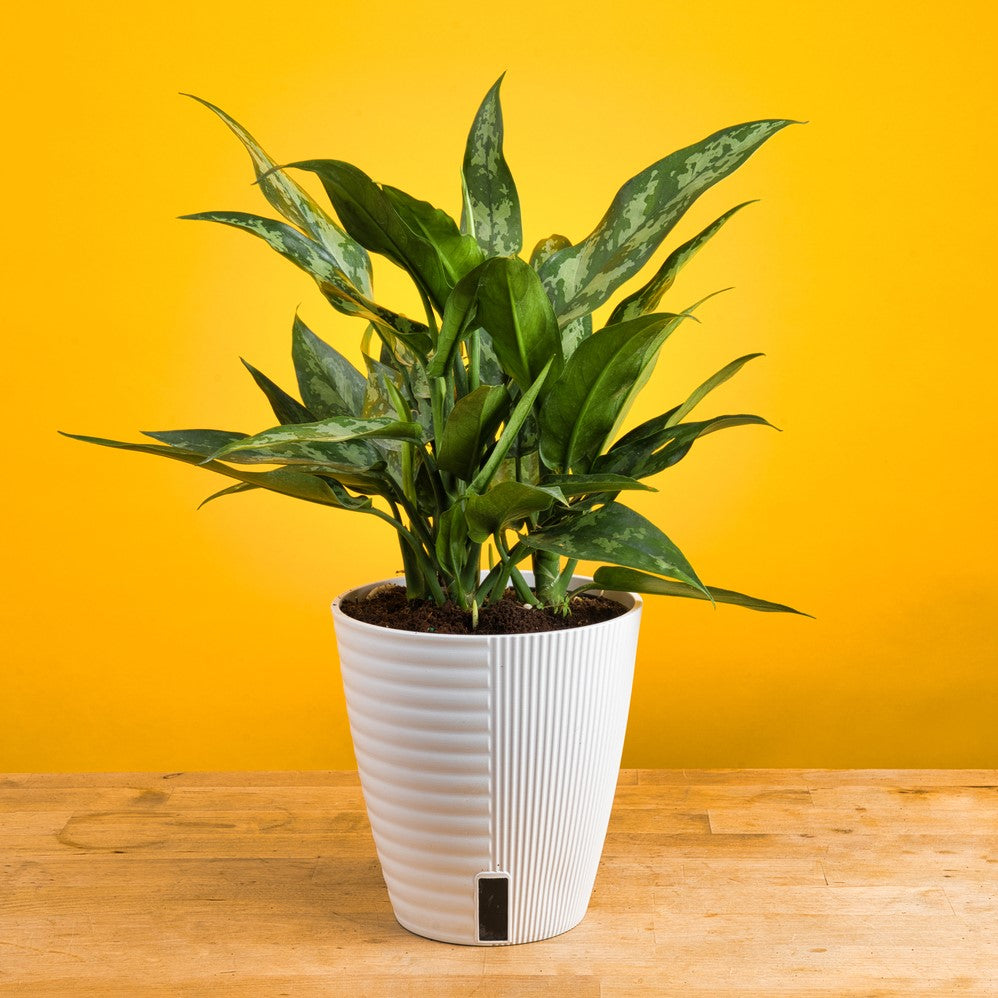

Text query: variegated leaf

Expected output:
[521,501,708,595]
[591,566,810,615]
[538,312,691,473]
[608,202,753,324]
[60,432,376,508]
[464,482,564,544]
[185,94,373,294]
[529,233,571,269]
[460,74,522,256]
[560,313,592,360]
[538,120,795,324]
[182,211,340,282]
[182,211,428,347]
[209,415,423,464]
[241,359,315,425]
[291,316,366,418]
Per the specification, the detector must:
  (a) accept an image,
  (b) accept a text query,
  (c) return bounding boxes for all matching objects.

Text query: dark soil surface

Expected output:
[339,584,628,635]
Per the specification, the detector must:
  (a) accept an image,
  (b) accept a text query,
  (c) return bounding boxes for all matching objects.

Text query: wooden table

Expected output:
[1,770,996,996]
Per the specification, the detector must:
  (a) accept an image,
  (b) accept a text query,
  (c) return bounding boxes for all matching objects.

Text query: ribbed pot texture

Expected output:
[331,575,642,946]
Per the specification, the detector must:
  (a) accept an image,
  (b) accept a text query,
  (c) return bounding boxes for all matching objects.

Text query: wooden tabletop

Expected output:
[1,769,996,996]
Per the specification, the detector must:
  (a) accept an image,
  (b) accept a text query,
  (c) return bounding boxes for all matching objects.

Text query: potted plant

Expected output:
[64,77,805,945]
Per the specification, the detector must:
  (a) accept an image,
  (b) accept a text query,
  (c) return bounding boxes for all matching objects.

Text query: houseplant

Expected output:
[65,76,804,944]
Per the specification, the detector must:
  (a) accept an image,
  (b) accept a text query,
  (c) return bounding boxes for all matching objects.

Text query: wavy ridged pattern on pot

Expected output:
[332,576,642,946]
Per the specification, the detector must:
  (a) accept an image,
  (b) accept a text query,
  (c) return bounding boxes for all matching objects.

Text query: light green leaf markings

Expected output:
[184,94,373,295]
[608,202,754,324]
[460,75,523,256]
[521,502,708,596]
[539,120,795,324]
[291,316,366,418]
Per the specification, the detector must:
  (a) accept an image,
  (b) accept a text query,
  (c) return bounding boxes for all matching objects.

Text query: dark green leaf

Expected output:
[608,202,754,324]
[241,359,315,425]
[383,185,484,291]
[473,257,563,391]
[426,267,485,379]
[538,120,795,323]
[287,160,460,313]
[666,353,764,428]
[464,482,564,543]
[184,94,373,294]
[541,473,653,497]
[521,501,707,595]
[469,358,553,493]
[291,316,365,418]
[198,482,256,508]
[460,74,522,256]
[437,384,511,479]
[595,414,775,479]
[591,566,810,615]
[538,311,691,473]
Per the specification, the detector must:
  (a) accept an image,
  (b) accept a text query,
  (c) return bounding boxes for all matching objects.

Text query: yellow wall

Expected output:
[3,1,996,771]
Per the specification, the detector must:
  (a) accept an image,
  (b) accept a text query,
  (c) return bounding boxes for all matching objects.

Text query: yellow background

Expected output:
[2,1,996,771]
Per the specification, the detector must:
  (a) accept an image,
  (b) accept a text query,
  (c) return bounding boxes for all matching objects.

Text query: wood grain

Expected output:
[1,770,995,997]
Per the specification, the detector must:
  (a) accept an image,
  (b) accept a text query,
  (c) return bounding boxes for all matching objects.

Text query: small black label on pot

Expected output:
[476,873,509,942]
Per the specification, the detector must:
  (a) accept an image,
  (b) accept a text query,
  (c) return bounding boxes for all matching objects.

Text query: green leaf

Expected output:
[538,120,795,324]
[595,414,775,479]
[182,212,428,348]
[427,256,562,390]
[469,357,553,493]
[541,473,653,497]
[184,94,373,295]
[319,273,434,355]
[521,501,708,595]
[291,316,366,418]
[561,313,592,360]
[666,353,764,428]
[181,211,341,283]
[464,482,564,544]
[460,74,522,256]
[473,257,563,391]
[608,202,754,324]
[437,384,511,480]
[208,416,423,464]
[287,160,461,313]
[529,233,571,269]
[198,482,256,508]
[591,566,810,615]
[426,265,485,379]
[382,186,484,292]
[538,311,691,473]
[60,432,374,509]
[241,359,315,425]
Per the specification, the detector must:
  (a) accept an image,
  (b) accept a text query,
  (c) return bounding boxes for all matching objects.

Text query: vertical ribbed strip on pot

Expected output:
[490,616,639,944]
[336,620,493,945]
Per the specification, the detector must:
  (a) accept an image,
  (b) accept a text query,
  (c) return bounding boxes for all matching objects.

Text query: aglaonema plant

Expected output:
[65,77,806,621]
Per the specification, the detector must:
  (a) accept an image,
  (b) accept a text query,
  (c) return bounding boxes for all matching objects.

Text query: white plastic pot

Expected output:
[332,574,642,946]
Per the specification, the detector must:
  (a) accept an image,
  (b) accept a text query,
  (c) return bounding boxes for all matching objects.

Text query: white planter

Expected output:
[331,574,642,946]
